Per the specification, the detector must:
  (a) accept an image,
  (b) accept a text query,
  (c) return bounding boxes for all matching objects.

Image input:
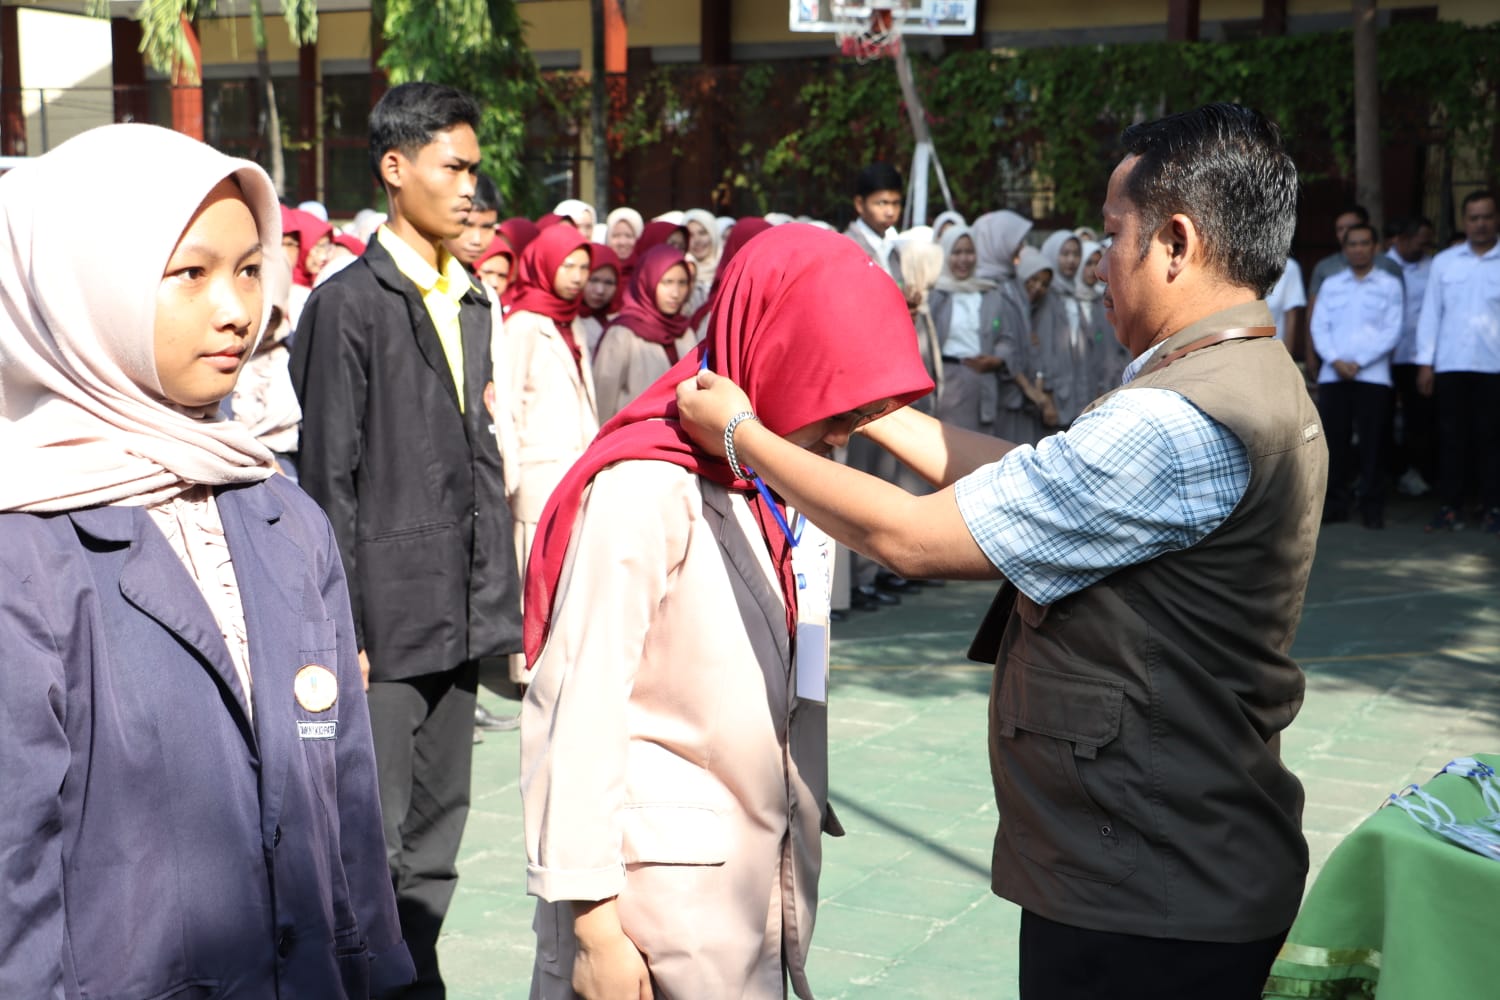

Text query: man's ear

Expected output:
[1164,213,1199,281]
[852,194,866,217]
[378,149,405,193]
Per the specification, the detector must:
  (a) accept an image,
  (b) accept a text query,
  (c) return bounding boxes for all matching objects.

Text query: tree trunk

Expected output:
[590,0,609,214]
[1353,0,1382,233]
[250,0,286,198]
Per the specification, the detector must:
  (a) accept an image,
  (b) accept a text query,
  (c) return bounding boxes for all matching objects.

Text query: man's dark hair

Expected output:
[368,82,481,183]
[855,162,904,199]
[1120,103,1298,297]
[1390,216,1433,239]
[1341,222,1376,245]
[472,173,502,215]
[1462,189,1496,212]
[1337,204,1370,224]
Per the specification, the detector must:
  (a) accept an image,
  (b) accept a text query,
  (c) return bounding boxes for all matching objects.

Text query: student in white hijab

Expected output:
[970,209,1047,443]
[1039,229,1093,427]
[553,198,597,238]
[1077,238,1129,396]
[0,122,410,997]
[930,209,966,241]
[970,209,1032,282]
[682,208,723,314]
[605,206,644,260]
[929,224,1004,433]
[298,198,329,222]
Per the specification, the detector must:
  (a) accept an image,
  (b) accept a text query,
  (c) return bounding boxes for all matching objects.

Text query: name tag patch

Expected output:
[297,720,338,740]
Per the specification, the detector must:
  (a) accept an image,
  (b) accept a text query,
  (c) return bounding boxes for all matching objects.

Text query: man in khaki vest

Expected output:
[675,103,1327,1000]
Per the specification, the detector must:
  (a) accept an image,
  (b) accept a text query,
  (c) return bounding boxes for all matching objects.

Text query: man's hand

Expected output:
[675,370,754,458]
[572,900,652,1000]
[1333,360,1360,381]
[962,355,1005,374]
[358,649,371,691]
[1416,365,1435,397]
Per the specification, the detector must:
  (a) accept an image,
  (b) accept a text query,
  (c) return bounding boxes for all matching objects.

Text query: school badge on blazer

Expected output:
[294,663,339,713]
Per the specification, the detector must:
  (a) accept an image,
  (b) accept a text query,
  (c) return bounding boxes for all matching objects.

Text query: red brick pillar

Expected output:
[170,14,204,140]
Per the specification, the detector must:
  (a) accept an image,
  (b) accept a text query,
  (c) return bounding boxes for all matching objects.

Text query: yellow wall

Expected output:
[199,11,370,67]
[520,0,591,60]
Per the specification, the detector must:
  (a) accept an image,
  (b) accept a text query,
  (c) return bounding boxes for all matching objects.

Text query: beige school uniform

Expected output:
[504,309,599,683]
[521,460,838,999]
[591,323,698,423]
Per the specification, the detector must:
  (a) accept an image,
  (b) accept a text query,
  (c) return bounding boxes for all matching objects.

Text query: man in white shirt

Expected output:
[1415,190,1500,533]
[1385,217,1436,497]
[1311,223,1404,528]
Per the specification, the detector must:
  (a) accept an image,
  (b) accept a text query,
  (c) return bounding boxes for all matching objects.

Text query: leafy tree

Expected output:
[378,0,542,212]
[95,0,318,197]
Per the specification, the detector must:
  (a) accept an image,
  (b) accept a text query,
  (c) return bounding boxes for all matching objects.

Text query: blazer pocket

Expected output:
[620,803,728,866]
[301,617,337,656]
[993,663,1137,884]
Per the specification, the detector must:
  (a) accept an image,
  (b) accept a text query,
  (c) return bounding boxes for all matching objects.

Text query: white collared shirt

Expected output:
[1386,247,1431,365]
[852,217,895,273]
[1414,241,1500,374]
[1310,267,1403,386]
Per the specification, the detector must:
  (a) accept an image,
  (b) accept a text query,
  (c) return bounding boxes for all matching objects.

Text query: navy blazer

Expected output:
[0,476,413,999]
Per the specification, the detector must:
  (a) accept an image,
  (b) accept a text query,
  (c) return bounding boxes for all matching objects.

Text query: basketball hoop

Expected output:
[834,3,904,63]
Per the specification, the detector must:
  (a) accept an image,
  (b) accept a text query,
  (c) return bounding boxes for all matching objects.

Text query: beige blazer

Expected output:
[590,324,697,423]
[503,309,599,526]
[522,461,837,1000]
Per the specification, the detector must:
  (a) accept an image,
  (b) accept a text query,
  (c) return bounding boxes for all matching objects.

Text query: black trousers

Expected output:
[1019,910,1287,1000]
[368,661,479,1000]
[1317,380,1392,516]
[1389,363,1437,481]
[1434,371,1500,511]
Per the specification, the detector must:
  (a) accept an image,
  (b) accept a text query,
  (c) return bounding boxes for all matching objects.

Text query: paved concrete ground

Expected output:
[440,496,1500,998]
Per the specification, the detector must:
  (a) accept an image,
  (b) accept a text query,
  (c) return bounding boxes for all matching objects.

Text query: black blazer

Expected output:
[291,236,522,681]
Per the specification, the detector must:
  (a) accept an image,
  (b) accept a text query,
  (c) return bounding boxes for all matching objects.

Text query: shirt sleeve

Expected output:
[954,388,1251,606]
[1413,256,1444,367]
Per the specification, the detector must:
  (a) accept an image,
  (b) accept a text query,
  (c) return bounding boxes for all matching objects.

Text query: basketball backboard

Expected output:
[788,0,977,37]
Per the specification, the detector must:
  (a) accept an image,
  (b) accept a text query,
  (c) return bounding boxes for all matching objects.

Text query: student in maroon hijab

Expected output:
[578,243,622,355]
[519,225,931,1000]
[474,235,516,305]
[502,224,599,688]
[689,216,774,334]
[500,216,541,258]
[591,244,696,421]
[279,205,333,327]
[621,220,689,284]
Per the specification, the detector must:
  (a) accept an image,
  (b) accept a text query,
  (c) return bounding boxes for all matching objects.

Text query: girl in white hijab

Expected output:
[553,198,597,238]
[682,208,723,314]
[970,209,1033,282]
[605,206,644,261]
[1039,229,1093,427]
[1077,238,1130,396]
[0,122,409,997]
[929,224,1005,433]
[930,209,966,241]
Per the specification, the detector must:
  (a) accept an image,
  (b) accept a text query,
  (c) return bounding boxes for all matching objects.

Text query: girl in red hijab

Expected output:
[591,243,696,421]
[474,235,515,305]
[278,205,333,328]
[499,216,541,258]
[520,225,932,1000]
[620,219,688,285]
[500,223,600,689]
[578,243,622,355]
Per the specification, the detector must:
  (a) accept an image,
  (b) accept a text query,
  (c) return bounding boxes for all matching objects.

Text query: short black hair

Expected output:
[1120,102,1298,297]
[369,82,481,183]
[1390,216,1433,239]
[855,162,904,199]
[1341,222,1376,245]
[1462,189,1496,212]
[1336,205,1370,224]
[472,173,501,215]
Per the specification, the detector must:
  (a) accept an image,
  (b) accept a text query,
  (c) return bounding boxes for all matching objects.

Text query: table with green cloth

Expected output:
[1262,752,1500,999]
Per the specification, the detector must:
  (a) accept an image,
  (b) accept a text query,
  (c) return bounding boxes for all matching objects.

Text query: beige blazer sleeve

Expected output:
[504,311,601,523]
[520,463,697,902]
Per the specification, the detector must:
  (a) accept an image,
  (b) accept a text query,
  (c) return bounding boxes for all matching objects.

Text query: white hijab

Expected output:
[1040,230,1082,297]
[931,210,967,240]
[1076,240,1104,303]
[605,206,644,242]
[934,224,996,294]
[683,208,722,288]
[971,210,1033,281]
[0,123,281,513]
[554,198,596,230]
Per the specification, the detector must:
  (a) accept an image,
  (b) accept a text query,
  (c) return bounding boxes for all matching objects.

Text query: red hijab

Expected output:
[580,243,622,320]
[689,216,772,329]
[333,233,366,256]
[476,234,515,271]
[499,217,541,257]
[523,224,934,665]
[508,225,590,362]
[622,220,687,282]
[607,244,694,364]
[279,205,333,287]
[536,212,564,230]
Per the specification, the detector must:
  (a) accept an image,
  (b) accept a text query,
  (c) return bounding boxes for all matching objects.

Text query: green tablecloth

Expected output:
[1263,753,1500,999]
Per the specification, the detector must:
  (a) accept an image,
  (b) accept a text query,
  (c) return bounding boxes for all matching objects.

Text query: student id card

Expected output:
[790,513,831,705]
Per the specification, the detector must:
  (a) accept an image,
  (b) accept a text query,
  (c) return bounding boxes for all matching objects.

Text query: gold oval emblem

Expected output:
[294,664,339,713]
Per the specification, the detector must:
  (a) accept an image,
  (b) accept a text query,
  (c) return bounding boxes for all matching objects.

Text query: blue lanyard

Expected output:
[700,348,801,548]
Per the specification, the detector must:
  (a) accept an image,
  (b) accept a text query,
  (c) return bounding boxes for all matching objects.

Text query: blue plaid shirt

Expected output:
[955,346,1251,606]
